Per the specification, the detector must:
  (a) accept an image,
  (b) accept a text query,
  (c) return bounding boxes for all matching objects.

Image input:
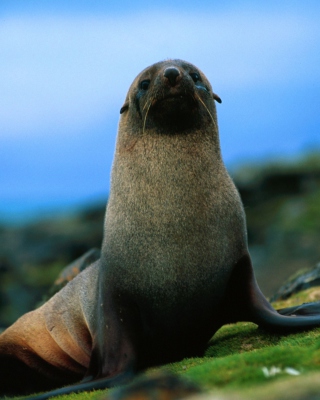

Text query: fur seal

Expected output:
[1,59,320,399]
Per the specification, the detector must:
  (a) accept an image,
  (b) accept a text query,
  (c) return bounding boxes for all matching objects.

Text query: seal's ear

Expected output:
[120,102,129,114]
[212,92,222,104]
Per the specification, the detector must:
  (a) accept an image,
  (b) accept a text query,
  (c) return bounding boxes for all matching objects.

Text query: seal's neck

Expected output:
[108,131,227,220]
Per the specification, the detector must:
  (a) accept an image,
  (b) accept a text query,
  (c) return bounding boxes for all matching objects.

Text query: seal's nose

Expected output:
[163,67,180,86]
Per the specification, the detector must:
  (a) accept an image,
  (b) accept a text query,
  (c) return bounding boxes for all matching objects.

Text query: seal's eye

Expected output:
[190,73,200,83]
[140,80,150,91]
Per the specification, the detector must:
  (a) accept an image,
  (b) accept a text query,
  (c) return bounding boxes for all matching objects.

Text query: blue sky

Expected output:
[1,1,320,222]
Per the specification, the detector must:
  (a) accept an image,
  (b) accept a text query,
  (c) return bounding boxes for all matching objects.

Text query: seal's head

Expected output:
[119,59,221,134]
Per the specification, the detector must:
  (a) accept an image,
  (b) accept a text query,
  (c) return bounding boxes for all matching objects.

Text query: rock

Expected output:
[271,262,320,301]
[102,371,202,400]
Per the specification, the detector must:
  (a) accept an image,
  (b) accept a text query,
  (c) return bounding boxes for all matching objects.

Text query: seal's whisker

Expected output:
[143,101,152,135]
[142,99,151,112]
[195,93,217,131]
[142,87,160,112]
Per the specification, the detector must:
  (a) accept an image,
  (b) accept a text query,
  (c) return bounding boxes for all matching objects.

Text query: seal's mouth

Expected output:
[149,93,197,121]
[143,91,199,133]
[153,93,194,107]
[163,94,186,100]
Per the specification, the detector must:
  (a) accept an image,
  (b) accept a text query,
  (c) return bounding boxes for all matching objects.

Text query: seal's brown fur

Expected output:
[1,60,320,399]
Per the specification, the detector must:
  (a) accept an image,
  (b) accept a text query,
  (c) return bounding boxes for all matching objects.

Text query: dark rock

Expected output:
[45,248,101,300]
[271,263,320,301]
[103,371,202,400]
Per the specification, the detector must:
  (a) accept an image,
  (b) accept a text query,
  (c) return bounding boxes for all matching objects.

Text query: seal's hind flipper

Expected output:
[277,302,320,317]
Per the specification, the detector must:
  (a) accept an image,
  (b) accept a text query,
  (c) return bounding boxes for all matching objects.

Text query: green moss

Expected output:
[205,323,281,358]
[184,340,320,389]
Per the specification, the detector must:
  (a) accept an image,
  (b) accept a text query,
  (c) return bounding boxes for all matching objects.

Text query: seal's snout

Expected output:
[164,67,180,86]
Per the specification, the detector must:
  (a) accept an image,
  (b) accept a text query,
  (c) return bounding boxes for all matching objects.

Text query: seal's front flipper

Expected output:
[0,353,74,397]
[29,370,134,400]
[277,302,320,317]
